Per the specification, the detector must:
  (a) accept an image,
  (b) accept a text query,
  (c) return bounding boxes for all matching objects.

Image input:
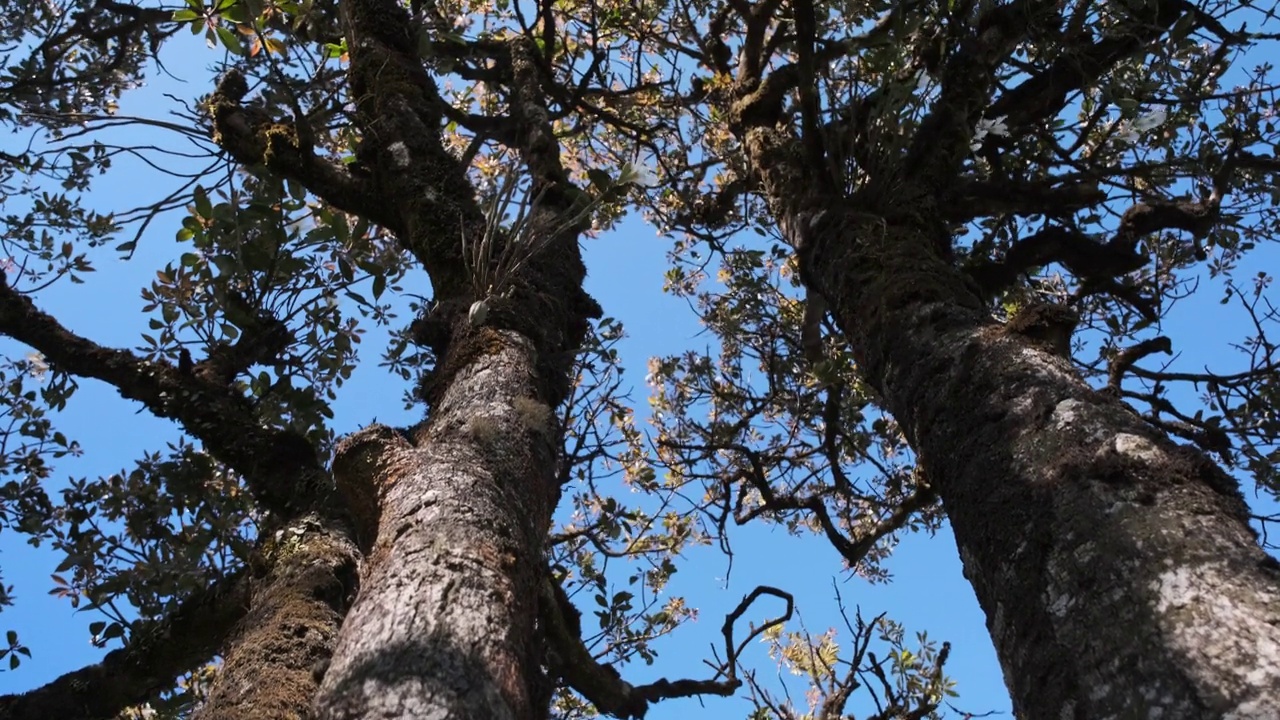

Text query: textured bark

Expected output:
[799,204,1280,718]
[205,0,599,712]
[314,330,561,720]
[297,0,599,714]
[195,515,360,720]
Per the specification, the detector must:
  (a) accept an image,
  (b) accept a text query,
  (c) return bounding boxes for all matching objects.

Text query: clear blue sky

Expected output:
[3,24,1279,720]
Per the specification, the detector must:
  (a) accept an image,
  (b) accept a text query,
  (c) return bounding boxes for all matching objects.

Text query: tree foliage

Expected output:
[0,0,1278,717]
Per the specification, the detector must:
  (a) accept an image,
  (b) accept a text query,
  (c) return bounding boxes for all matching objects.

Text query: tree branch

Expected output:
[944,177,1107,221]
[542,577,791,718]
[988,0,1191,130]
[968,188,1220,299]
[0,271,325,515]
[1107,336,1173,390]
[905,0,1061,185]
[207,69,404,236]
[0,569,250,720]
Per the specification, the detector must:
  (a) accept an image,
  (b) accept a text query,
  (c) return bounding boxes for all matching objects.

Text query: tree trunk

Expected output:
[196,0,602,712]
[799,202,1280,717]
[196,518,360,720]
[313,330,564,720]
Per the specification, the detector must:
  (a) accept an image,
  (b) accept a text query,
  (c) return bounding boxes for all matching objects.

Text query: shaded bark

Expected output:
[315,331,564,719]
[297,1,599,715]
[787,198,1280,715]
[725,81,1280,712]
[195,516,360,720]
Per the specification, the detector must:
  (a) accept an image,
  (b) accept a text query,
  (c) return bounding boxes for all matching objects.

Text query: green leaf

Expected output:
[216,26,245,55]
[193,185,212,218]
[224,3,250,24]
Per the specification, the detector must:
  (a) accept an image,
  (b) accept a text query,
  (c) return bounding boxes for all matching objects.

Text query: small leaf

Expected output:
[587,169,613,189]
[193,185,213,218]
[216,26,245,55]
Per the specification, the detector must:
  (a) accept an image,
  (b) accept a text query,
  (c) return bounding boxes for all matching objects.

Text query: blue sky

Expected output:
[3,21,1279,720]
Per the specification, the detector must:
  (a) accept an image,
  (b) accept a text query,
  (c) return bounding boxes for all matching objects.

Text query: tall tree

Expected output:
[0,0,659,717]
[4,0,1280,718]
[597,0,1280,715]
[2,1,935,719]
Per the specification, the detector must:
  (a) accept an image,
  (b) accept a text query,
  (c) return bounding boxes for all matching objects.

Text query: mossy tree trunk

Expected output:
[203,0,601,716]
[741,121,1280,716]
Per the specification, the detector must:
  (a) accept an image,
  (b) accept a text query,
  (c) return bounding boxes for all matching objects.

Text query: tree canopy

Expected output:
[1,0,1279,717]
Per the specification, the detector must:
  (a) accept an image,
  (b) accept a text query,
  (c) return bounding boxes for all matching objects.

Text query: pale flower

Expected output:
[1109,107,1167,147]
[970,131,987,152]
[632,166,659,187]
[970,115,1008,151]
[620,162,660,188]
[25,352,48,380]
[1111,122,1140,145]
[1132,108,1168,132]
[980,115,1009,136]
